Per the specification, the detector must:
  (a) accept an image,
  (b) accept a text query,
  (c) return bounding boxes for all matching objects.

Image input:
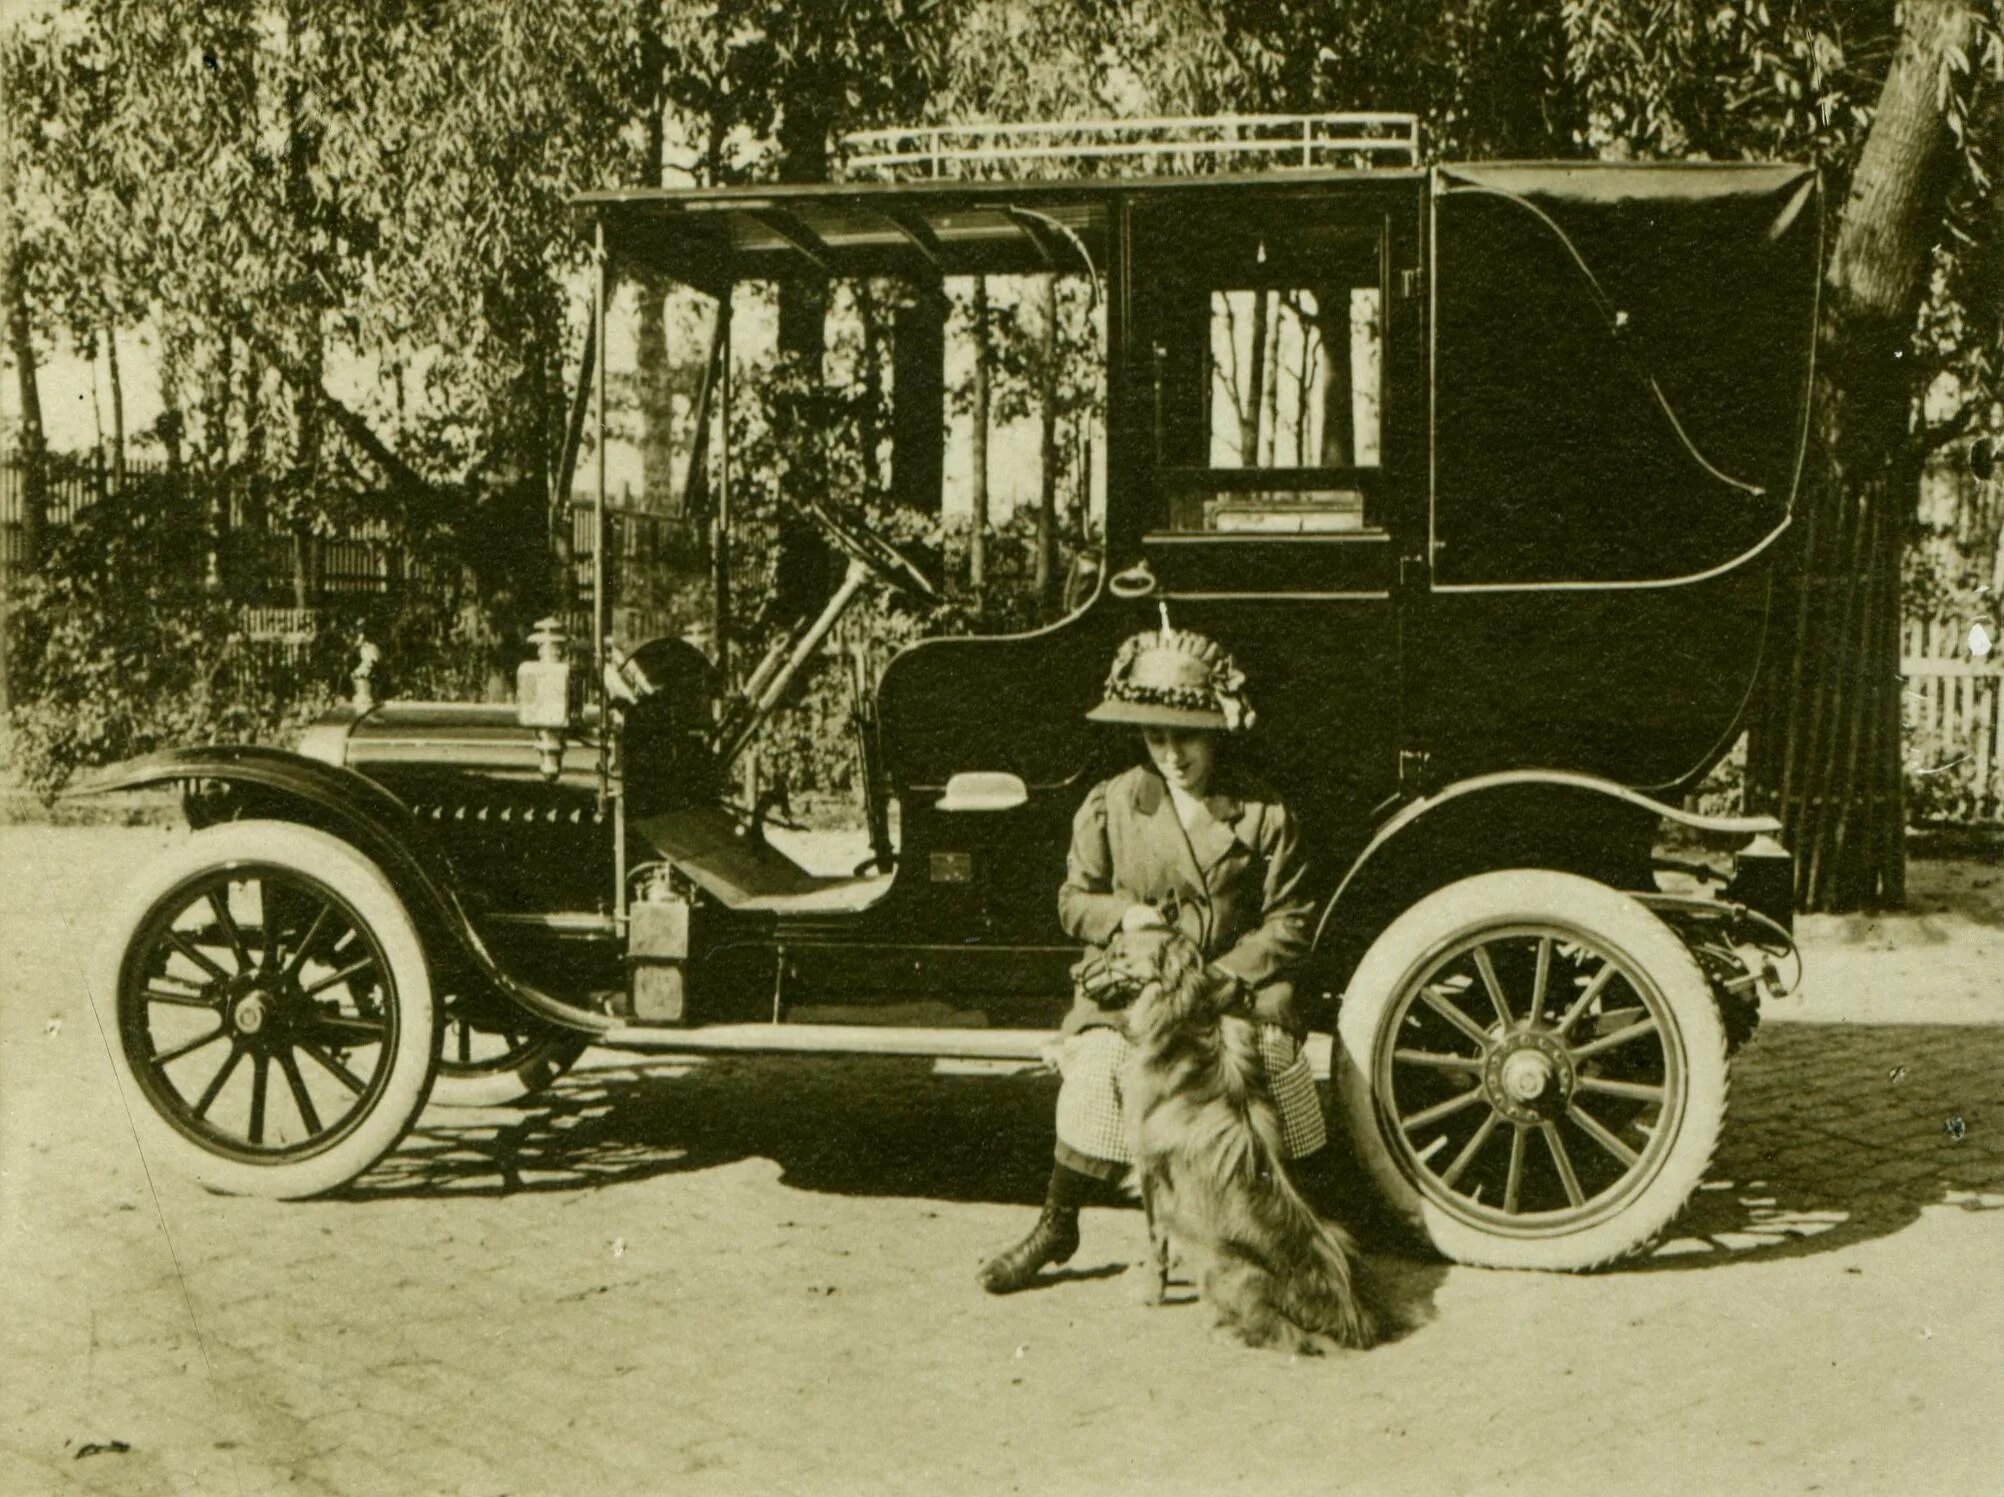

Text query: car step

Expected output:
[591,1023,1339,1076]
[595,1023,1056,1061]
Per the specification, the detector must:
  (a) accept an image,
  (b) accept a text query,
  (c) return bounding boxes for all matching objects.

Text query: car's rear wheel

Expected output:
[430,1003,588,1108]
[97,821,437,1199]
[1334,870,1727,1270]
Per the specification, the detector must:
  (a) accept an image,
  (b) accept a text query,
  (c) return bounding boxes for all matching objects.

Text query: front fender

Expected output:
[67,745,612,1035]
[1312,769,1781,976]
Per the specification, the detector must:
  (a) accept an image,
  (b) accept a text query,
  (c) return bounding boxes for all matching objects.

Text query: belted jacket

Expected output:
[1057,762,1315,1036]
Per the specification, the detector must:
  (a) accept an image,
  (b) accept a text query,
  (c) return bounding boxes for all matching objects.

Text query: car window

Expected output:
[1136,207,1386,536]
[1187,283,1381,532]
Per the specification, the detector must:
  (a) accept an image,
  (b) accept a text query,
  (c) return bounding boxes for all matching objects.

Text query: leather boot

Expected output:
[976,1204,1081,1294]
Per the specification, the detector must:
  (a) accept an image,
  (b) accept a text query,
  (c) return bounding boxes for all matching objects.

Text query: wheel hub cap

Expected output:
[1484,1031,1574,1124]
[233,994,269,1035]
[1500,1050,1552,1101]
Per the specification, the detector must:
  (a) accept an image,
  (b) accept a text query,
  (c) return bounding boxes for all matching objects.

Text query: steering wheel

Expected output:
[804,499,941,602]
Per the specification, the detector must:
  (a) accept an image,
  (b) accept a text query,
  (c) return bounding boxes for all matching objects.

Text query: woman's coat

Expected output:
[1057,762,1315,1035]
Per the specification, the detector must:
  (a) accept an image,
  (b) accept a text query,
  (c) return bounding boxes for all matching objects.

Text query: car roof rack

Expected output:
[840,113,1422,181]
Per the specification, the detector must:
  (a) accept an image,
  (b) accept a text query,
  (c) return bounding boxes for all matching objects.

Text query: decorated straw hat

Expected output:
[1086,612,1255,733]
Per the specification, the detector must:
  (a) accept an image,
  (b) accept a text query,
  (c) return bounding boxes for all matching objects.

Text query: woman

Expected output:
[978,620,1325,1293]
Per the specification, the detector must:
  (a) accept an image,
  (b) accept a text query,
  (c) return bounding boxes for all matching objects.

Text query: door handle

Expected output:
[1109,559,1159,599]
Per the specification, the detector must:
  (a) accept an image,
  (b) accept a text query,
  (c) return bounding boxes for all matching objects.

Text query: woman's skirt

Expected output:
[1052,1024,1328,1178]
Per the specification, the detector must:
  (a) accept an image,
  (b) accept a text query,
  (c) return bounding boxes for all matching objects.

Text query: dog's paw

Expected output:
[1129,1265,1170,1307]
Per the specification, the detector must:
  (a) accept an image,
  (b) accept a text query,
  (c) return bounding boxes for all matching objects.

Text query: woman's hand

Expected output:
[1120,902,1169,934]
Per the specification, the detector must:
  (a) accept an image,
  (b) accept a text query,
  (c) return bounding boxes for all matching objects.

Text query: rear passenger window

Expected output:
[1135,207,1386,534]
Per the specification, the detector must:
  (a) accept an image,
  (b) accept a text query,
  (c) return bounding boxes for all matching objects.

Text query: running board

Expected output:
[592,1024,1338,1076]
[595,1023,1056,1061]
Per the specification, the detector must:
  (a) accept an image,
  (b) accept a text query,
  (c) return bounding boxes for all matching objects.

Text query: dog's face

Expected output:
[1110,927,1234,1043]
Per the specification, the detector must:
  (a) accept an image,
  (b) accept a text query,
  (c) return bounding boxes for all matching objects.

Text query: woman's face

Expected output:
[1142,727,1218,797]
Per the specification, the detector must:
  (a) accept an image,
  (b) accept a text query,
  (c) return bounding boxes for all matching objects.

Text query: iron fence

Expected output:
[1,451,682,615]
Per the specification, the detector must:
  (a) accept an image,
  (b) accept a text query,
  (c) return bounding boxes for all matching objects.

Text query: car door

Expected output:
[1123,180,1428,856]
[1418,164,1820,790]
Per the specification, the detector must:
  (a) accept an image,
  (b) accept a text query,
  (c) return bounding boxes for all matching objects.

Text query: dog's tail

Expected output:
[1266,1180,1383,1352]
[1214,1017,1383,1353]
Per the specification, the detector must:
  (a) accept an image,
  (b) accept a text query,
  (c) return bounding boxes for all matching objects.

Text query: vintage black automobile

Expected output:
[83,117,1813,1269]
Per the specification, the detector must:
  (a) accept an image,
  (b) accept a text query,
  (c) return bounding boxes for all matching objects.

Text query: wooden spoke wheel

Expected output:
[98,822,437,1199]
[1335,870,1727,1270]
[430,1004,589,1108]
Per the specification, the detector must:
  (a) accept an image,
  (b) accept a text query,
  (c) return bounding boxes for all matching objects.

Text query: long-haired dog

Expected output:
[1116,928,1382,1354]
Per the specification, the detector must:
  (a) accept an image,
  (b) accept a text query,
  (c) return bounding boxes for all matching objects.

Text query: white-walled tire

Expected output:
[1334,870,1727,1270]
[94,820,438,1199]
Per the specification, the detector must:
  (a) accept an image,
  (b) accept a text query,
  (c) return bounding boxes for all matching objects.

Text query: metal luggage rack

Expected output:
[840,113,1422,181]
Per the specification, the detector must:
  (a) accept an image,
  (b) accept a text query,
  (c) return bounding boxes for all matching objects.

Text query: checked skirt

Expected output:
[1053,1023,1328,1171]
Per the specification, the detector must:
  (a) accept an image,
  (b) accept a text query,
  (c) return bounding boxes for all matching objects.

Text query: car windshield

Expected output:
[575,185,1114,667]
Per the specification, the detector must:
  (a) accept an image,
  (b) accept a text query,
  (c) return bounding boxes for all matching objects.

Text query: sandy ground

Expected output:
[1,824,2000,1497]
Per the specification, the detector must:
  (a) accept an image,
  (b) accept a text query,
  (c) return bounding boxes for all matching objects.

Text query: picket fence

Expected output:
[1901,614,2003,824]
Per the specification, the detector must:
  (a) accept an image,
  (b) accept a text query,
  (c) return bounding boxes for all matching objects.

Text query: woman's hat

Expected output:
[1086,614,1254,733]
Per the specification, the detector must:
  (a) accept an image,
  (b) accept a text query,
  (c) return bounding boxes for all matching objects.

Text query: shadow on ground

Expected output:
[353,1055,1068,1205]
[1636,1022,2004,1271]
[345,1023,2004,1277]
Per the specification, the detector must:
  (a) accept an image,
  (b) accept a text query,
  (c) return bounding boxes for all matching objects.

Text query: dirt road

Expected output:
[3,826,2000,1496]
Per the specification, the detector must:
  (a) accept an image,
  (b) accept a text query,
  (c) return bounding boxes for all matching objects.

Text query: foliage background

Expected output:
[1,0,2000,847]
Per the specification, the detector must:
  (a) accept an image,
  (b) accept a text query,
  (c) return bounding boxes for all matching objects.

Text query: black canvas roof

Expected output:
[572,161,1811,292]
[574,169,1421,289]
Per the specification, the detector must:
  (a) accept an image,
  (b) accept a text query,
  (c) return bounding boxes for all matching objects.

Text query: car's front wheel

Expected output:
[1334,870,1727,1270]
[96,820,438,1199]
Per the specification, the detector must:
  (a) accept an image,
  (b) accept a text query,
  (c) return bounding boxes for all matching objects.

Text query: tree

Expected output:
[1,20,60,574]
[647,1,946,362]
[6,0,1997,840]
[1533,0,1999,907]
[924,0,1131,603]
[1758,0,1995,907]
[6,0,656,679]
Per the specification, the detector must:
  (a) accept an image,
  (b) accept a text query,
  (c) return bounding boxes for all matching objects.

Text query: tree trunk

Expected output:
[89,336,106,496]
[775,98,829,366]
[1240,289,1268,465]
[856,279,887,499]
[1259,297,1282,467]
[240,343,263,597]
[0,42,15,712]
[1032,274,1059,615]
[1977,73,2003,595]
[203,333,233,594]
[0,35,41,582]
[634,93,681,526]
[106,325,126,492]
[892,292,946,515]
[159,319,186,476]
[293,324,324,612]
[1318,287,1355,467]
[5,272,46,571]
[969,277,991,593]
[635,273,679,508]
[1749,0,1979,911]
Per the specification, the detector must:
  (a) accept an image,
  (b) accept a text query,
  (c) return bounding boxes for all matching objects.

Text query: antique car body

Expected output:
[83,118,1813,1267]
